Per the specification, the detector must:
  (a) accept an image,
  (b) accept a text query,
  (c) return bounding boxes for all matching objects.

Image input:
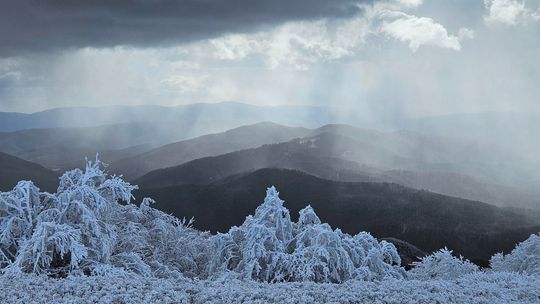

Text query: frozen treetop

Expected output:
[210,186,405,283]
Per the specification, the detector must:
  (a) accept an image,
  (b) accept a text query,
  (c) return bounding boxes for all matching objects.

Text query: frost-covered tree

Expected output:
[11,222,87,275]
[111,198,212,278]
[0,158,211,278]
[289,206,403,282]
[0,181,42,268]
[209,187,293,282]
[490,233,540,276]
[410,248,478,280]
[210,187,405,283]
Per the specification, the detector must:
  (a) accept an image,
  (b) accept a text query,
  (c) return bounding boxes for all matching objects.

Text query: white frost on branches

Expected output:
[410,248,479,280]
[0,158,210,278]
[210,187,405,283]
[490,233,540,276]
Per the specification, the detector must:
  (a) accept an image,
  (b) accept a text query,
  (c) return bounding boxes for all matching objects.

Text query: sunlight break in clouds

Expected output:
[209,19,368,71]
[206,1,469,69]
[395,0,424,8]
[378,11,471,52]
[484,0,540,26]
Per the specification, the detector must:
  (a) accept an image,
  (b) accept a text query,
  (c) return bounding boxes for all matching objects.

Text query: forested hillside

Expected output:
[0,152,59,192]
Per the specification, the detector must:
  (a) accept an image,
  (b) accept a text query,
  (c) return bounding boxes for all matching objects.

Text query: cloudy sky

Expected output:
[0,0,539,117]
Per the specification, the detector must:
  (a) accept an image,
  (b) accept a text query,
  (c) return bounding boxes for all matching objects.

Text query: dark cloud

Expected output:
[0,0,373,56]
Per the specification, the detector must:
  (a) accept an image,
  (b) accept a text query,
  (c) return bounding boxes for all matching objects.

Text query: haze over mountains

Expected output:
[0,102,345,170]
[1,103,538,176]
[1,102,539,266]
[0,102,336,132]
[126,121,540,210]
[110,122,311,179]
[401,112,540,186]
[403,112,540,154]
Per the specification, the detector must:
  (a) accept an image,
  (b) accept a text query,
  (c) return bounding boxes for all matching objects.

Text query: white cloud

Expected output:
[210,35,263,61]
[394,0,423,8]
[484,0,540,26]
[208,19,368,70]
[378,11,463,52]
[203,1,471,69]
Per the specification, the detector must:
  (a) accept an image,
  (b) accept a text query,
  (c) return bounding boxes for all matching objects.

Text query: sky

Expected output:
[0,0,539,117]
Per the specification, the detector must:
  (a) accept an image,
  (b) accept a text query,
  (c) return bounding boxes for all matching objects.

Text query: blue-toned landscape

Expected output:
[1,0,540,303]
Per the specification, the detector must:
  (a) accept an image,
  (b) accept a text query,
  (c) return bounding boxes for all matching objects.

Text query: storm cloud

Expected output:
[0,0,374,56]
[0,0,539,118]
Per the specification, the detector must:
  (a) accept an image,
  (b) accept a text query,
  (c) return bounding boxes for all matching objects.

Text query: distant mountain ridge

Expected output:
[110,122,311,179]
[0,123,183,171]
[132,123,540,209]
[0,102,336,132]
[0,102,343,171]
[0,120,308,171]
[133,137,383,189]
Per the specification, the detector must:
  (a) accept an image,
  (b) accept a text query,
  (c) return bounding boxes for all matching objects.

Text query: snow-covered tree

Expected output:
[0,181,42,268]
[490,233,540,276]
[0,158,212,278]
[209,187,293,282]
[289,206,403,282]
[410,248,478,280]
[210,187,405,283]
[112,198,212,279]
[11,222,87,275]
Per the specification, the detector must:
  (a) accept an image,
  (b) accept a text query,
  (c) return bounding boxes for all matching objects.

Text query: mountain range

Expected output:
[129,123,539,209]
[1,103,539,264]
[109,122,311,179]
[0,102,335,132]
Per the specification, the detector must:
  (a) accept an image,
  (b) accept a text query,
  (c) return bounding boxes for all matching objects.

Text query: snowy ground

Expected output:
[1,272,539,304]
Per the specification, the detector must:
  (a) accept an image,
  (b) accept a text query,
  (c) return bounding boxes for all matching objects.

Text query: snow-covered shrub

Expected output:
[0,158,212,277]
[490,233,540,276]
[11,222,87,275]
[410,248,478,280]
[113,198,212,279]
[210,187,404,283]
[0,181,42,268]
[209,187,293,282]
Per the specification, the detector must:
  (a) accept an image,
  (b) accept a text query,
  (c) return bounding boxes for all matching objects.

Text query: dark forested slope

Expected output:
[0,152,59,192]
